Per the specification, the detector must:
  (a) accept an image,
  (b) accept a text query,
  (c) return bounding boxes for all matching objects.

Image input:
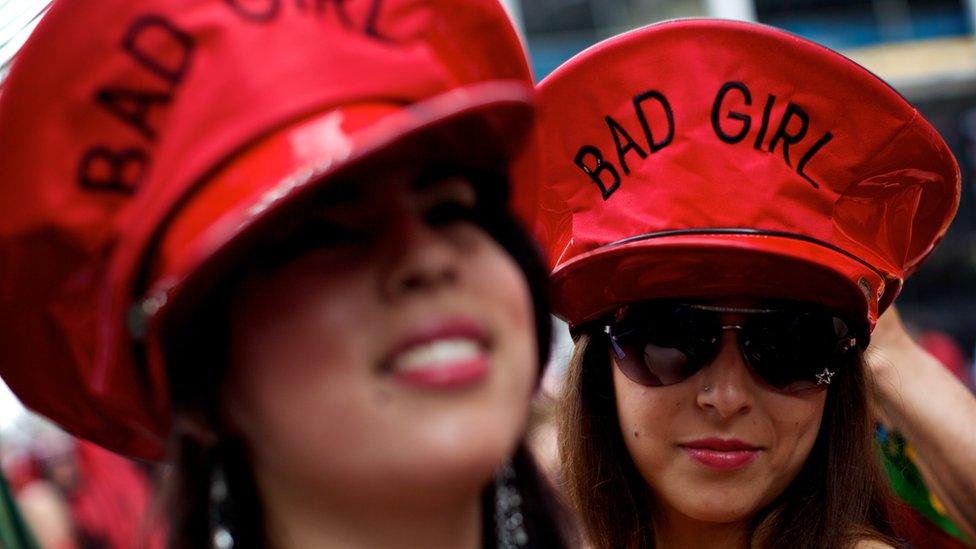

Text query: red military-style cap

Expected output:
[518,19,959,329]
[0,0,535,459]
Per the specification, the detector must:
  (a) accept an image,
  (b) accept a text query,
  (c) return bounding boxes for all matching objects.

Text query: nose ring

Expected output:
[703,385,712,393]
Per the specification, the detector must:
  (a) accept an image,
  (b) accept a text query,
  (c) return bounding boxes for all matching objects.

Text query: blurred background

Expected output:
[1,0,975,547]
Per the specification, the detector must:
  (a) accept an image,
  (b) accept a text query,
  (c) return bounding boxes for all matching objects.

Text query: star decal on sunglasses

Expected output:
[815,368,835,386]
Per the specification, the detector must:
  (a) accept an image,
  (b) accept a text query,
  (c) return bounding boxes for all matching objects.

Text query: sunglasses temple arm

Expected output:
[605,326,628,360]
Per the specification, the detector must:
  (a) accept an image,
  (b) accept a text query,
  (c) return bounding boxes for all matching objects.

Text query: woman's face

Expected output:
[613,307,828,525]
[222,169,537,505]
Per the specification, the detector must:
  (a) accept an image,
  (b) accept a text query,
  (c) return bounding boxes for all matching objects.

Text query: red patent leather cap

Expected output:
[518,19,959,329]
[0,0,534,459]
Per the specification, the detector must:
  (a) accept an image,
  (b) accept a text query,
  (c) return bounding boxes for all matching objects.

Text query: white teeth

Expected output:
[392,339,482,372]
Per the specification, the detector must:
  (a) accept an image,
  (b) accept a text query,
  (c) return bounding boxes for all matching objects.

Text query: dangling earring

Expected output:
[209,460,235,549]
[494,462,528,549]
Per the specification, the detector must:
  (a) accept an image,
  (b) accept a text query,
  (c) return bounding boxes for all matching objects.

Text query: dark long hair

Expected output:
[558,330,900,549]
[158,168,573,548]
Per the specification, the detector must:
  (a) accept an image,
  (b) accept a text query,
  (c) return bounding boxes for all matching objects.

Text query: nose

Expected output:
[696,329,754,419]
[381,209,459,299]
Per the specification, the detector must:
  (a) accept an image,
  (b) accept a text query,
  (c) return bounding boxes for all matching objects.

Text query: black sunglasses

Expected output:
[606,302,864,394]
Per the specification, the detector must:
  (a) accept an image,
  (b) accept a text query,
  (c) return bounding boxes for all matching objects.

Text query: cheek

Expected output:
[762,390,827,480]
[612,362,686,476]
[223,264,380,466]
[464,237,537,399]
[467,241,534,331]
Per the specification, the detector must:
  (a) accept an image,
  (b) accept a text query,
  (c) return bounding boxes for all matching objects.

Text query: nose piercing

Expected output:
[703,385,711,393]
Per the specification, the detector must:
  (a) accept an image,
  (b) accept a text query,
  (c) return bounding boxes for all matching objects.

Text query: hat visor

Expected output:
[131,81,533,420]
[551,230,888,330]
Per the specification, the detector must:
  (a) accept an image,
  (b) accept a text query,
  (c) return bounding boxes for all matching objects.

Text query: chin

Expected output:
[285,424,524,508]
[668,491,762,524]
[406,419,524,488]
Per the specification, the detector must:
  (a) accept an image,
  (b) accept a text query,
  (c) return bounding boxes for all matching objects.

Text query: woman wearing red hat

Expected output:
[520,19,961,549]
[0,1,572,547]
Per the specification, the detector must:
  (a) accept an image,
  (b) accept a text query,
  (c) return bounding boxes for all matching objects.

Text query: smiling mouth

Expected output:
[383,319,491,390]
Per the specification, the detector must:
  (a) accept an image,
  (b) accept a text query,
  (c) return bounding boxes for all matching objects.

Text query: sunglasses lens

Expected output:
[610,303,858,393]
[611,306,719,387]
[742,311,853,393]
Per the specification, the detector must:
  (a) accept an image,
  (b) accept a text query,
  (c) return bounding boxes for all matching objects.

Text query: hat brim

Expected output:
[551,230,888,330]
[149,79,533,315]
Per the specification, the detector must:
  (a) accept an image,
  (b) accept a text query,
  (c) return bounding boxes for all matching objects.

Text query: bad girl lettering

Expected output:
[574,80,834,200]
[78,0,388,195]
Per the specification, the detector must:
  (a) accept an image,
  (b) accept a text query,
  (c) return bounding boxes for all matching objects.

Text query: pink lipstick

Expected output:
[680,438,761,470]
[384,318,491,390]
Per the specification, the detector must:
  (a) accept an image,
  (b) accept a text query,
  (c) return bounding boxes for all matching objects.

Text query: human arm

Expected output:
[866,306,976,540]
